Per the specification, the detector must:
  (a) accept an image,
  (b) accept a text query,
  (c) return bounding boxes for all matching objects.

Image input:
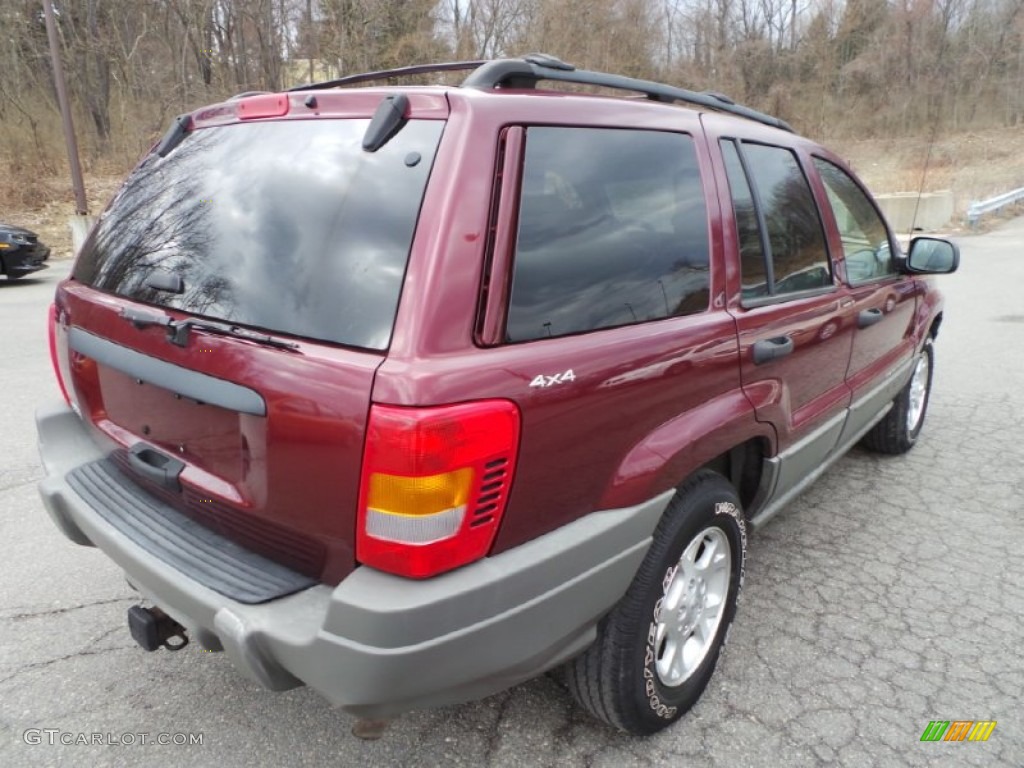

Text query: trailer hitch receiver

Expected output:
[128,605,189,651]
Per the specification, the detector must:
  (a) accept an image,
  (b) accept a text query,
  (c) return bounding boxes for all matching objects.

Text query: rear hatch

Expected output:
[53,96,446,585]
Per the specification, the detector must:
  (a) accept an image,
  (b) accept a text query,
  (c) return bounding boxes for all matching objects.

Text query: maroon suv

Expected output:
[36,55,958,735]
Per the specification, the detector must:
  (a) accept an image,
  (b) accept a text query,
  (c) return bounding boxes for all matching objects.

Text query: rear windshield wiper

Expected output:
[168,317,302,351]
[120,307,301,352]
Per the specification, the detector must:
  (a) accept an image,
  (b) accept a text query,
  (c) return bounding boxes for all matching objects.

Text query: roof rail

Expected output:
[463,55,794,133]
[289,60,487,91]
[288,54,793,133]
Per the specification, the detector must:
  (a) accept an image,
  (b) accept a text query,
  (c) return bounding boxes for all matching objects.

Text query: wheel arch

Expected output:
[912,278,944,350]
[697,437,769,515]
[598,388,775,516]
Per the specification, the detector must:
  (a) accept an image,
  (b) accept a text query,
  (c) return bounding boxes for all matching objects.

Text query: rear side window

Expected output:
[506,127,710,342]
[721,140,831,301]
[720,142,768,297]
[74,119,443,350]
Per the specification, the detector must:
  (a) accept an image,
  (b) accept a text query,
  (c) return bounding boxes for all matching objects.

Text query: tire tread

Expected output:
[564,470,740,734]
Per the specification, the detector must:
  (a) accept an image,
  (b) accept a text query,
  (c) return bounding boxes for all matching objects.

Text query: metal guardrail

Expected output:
[967,187,1024,226]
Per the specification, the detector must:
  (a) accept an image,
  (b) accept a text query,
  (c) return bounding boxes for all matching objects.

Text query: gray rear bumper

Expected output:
[36,401,668,718]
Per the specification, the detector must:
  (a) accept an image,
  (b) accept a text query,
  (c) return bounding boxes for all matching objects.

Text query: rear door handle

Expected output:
[128,443,185,492]
[857,308,884,328]
[752,336,794,365]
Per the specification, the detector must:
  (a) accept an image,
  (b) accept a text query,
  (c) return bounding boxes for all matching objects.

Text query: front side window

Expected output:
[813,158,895,283]
[721,141,832,300]
[506,127,710,342]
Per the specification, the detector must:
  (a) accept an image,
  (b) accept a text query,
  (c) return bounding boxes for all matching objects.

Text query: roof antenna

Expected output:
[909,60,946,240]
[907,112,942,240]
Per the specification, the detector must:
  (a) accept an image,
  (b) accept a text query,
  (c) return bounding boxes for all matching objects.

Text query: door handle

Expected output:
[752,336,794,365]
[128,443,185,492]
[857,308,884,328]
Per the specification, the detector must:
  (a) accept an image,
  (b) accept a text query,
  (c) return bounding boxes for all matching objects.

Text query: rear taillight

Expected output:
[356,400,520,578]
[47,303,71,405]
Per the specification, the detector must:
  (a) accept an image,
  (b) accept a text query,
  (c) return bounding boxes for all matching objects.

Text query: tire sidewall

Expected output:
[904,339,935,444]
[624,474,747,731]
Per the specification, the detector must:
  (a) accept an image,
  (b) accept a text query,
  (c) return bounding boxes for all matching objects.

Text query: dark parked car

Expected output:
[0,223,49,279]
[36,55,958,735]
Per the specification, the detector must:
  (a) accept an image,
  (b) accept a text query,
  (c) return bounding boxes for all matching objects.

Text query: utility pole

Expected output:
[42,0,88,218]
[307,0,315,84]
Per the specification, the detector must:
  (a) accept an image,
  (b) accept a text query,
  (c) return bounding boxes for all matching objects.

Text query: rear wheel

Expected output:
[564,470,747,734]
[862,339,934,455]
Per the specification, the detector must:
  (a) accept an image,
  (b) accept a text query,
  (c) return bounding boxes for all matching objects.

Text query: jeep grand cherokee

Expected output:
[36,54,958,735]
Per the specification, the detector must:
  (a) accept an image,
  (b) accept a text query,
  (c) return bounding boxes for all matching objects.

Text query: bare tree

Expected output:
[1,0,1023,208]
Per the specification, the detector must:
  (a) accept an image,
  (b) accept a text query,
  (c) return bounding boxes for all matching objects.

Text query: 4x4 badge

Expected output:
[529,369,576,388]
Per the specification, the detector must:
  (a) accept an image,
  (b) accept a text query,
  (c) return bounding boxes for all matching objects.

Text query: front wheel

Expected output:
[564,470,747,734]
[862,339,934,455]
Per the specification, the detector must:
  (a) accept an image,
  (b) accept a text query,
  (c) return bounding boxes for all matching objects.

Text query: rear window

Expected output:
[74,119,443,350]
[506,127,710,342]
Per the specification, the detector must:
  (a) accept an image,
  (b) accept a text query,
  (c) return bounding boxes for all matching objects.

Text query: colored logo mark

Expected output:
[920,720,996,742]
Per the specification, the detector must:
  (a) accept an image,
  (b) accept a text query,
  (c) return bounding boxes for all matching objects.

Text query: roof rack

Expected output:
[288,60,488,91]
[463,55,794,132]
[289,53,793,133]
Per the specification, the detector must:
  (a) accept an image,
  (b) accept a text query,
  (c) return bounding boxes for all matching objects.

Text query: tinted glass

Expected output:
[721,140,769,299]
[813,158,894,283]
[74,119,443,350]
[742,144,831,295]
[507,128,710,342]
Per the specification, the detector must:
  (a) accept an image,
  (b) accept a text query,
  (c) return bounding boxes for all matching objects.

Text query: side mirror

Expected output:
[906,237,959,274]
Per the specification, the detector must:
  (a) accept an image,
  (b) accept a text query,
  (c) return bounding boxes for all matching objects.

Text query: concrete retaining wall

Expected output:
[874,190,954,233]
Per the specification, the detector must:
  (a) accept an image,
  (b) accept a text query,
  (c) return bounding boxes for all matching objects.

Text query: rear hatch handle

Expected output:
[128,443,185,493]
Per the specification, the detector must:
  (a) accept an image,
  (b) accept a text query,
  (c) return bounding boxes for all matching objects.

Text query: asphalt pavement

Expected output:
[1,219,1021,767]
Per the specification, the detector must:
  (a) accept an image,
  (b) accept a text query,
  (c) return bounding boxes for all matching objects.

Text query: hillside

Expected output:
[830,127,1024,218]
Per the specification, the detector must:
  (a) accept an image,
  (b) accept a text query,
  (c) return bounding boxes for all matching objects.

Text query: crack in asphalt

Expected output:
[481,692,513,766]
[0,646,135,688]
[1,596,135,621]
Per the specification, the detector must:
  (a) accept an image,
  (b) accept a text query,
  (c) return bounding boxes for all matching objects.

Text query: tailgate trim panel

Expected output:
[69,328,267,416]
